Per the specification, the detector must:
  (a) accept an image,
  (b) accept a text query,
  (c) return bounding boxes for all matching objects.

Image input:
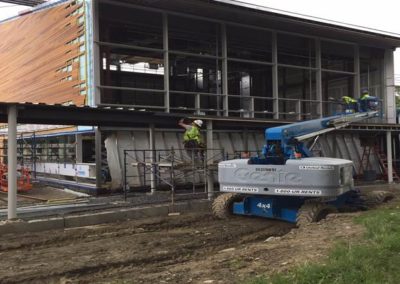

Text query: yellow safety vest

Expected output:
[342,96,357,104]
[183,126,201,143]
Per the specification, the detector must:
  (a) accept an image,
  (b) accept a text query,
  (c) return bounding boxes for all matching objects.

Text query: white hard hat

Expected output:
[193,120,203,127]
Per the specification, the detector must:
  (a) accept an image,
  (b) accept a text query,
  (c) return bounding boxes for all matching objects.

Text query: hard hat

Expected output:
[361,88,369,94]
[193,120,203,127]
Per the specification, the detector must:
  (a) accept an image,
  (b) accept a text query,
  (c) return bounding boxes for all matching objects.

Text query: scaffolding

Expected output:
[123,148,225,203]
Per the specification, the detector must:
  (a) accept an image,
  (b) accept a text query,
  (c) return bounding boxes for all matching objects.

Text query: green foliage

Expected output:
[247,208,400,284]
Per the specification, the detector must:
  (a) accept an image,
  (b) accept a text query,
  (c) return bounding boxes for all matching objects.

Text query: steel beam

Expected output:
[7,105,17,220]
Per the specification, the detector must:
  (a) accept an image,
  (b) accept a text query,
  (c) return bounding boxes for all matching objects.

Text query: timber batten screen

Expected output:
[0,1,86,105]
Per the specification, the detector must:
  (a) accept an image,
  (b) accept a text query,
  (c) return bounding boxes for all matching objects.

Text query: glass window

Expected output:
[100,47,164,90]
[169,54,222,93]
[321,72,354,115]
[321,41,354,72]
[227,25,272,62]
[228,61,272,117]
[360,46,384,98]
[278,67,317,119]
[277,34,315,67]
[99,3,163,49]
[169,15,220,56]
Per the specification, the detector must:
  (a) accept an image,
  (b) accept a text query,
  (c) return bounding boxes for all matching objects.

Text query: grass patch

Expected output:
[247,206,400,284]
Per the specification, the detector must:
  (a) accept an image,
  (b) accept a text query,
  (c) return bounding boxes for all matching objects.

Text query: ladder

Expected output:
[374,146,400,182]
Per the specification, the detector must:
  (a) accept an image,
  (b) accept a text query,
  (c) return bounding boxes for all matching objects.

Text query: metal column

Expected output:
[221,24,229,117]
[163,13,170,113]
[272,32,279,119]
[75,134,83,163]
[206,120,214,199]
[7,105,17,220]
[384,49,396,123]
[315,39,323,118]
[149,124,157,193]
[354,45,360,98]
[387,131,393,183]
[95,127,102,189]
[92,0,101,106]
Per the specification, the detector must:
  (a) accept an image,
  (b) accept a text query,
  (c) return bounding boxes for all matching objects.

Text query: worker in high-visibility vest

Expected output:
[341,96,358,113]
[178,118,204,159]
[360,88,370,100]
[359,88,378,112]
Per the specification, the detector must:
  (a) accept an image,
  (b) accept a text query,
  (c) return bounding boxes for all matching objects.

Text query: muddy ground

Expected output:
[0,184,397,284]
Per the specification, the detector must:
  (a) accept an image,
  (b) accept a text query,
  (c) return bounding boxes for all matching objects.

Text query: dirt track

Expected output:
[0,209,366,284]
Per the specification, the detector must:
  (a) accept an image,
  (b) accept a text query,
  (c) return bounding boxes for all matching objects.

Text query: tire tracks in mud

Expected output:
[0,213,293,283]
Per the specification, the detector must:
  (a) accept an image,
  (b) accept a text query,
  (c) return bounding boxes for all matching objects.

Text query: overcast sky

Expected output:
[0,0,399,82]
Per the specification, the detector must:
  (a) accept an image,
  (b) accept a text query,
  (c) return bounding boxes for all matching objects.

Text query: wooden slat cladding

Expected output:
[0,1,86,105]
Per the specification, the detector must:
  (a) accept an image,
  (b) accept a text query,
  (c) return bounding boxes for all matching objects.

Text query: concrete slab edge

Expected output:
[0,199,211,235]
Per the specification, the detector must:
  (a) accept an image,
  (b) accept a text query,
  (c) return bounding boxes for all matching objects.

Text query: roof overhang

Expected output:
[111,0,400,49]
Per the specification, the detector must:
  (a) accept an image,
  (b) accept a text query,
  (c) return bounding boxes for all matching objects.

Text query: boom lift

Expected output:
[213,96,393,225]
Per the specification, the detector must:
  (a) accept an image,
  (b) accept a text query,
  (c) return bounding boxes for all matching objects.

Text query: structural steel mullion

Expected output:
[315,39,323,118]
[221,23,229,117]
[272,32,279,119]
[92,0,101,106]
[354,45,360,98]
[163,13,170,113]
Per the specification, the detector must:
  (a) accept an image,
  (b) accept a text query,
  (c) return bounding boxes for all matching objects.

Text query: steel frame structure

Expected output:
[90,0,396,123]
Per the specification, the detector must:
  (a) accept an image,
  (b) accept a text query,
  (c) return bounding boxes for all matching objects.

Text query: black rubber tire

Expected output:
[212,193,243,219]
[362,190,394,208]
[296,201,337,227]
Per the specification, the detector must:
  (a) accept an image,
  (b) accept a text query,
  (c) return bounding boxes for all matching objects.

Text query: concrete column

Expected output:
[75,134,83,163]
[315,39,323,117]
[272,32,279,119]
[206,120,214,199]
[384,49,396,123]
[163,13,170,113]
[95,127,102,189]
[387,131,393,183]
[221,24,229,117]
[149,124,156,193]
[354,45,360,98]
[7,105,17,220]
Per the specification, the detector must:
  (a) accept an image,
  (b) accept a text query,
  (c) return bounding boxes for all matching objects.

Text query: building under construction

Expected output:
[0,0,400,192]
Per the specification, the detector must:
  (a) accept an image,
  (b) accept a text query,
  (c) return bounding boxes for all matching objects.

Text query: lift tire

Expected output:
[212,193,243,219]
[296,201,337,227]
[362,191,394,208]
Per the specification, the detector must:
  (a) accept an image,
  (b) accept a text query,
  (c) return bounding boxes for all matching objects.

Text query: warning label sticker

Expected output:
[274,189,322,195]
[299,165,334,171]
[222,186,259,193]
[219,163,237,169]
